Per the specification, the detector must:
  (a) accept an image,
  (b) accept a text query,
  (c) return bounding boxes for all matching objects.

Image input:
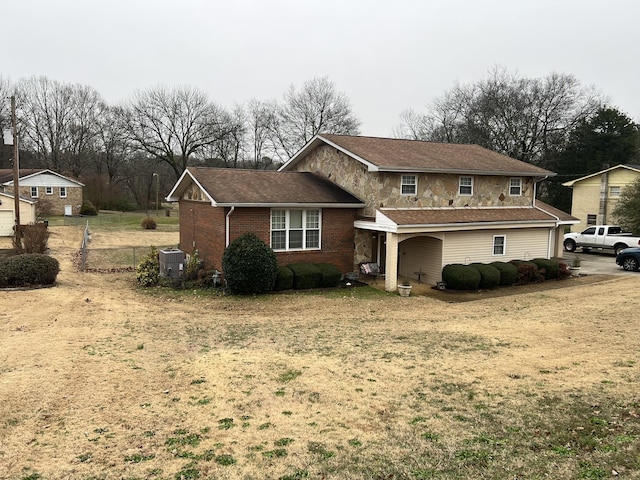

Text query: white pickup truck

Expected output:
[563,225,640,255]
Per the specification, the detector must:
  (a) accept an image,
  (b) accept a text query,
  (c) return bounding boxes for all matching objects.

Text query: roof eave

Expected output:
[213,202,366,208]
[377,166,555,177]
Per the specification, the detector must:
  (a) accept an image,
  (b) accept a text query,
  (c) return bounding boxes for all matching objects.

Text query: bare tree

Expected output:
[120,86,231,180]
[270,77,361,159]
[396,68,602,166]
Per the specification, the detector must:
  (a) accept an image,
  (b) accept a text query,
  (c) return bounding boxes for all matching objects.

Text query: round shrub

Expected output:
[441,264,481,291]
[141,217,157,230]
[509,260,544,284]
[136,246,159,287]
[222,233,278,295]
[80,200,98,216]
[0,253,60,287]
[274,266,294,291]
[469,263,501,289]
[489,261,518,286]
[532,258,559,280]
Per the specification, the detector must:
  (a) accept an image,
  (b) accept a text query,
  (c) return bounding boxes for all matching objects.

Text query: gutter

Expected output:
[225,206,235,247]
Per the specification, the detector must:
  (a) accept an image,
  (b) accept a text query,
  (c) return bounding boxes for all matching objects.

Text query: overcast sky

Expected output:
[5,0,639,137]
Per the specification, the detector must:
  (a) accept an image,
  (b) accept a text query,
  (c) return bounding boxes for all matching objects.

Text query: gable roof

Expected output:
[0,169,84,186]
[562,164,640,187]
[167,167,365,207]
[281,134,555,177]
[0,191,36,204]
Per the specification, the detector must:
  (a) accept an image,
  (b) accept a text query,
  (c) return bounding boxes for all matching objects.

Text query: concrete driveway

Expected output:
[560,249,638,276]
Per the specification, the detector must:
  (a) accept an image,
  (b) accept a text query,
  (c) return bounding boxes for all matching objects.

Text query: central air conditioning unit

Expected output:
[159,248,185,278]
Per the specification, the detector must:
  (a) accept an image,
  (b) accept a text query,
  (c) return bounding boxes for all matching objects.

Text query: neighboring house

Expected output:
[166,168,365,274]
[280,135,577,291]
[0,169,85,216]
[562,164,640,229]
[0,192,37,236]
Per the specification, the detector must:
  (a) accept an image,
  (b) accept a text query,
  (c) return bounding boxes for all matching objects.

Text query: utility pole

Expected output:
[11,95,20,240]
[153,172,159,217]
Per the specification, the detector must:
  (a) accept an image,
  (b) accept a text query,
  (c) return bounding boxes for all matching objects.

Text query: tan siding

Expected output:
[398,236,442,285]
[443,229,550,265]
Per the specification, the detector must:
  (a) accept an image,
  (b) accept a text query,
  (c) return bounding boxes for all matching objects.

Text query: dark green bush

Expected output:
[222,233,278,295]
[141,217,157,230]
[0,253,59,287]
[274,266,294,291]
[532,258,559,280]
[441,264,481,291]
[489,261,519,286]
[469,263,501,289]
[136,246,160,287]
[509,260,544,284]
[288,263,322,290]
[80,200,98,216]
[315,263,342,288]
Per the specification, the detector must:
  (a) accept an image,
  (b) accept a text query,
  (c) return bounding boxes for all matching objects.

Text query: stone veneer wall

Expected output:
[290,145,535,217]
[15,186,83,216]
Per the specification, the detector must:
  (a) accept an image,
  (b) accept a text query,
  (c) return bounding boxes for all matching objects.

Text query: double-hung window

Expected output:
[271,209,321,251]
[401,175,417,195]
[493,235,506,255]
[45,186,53,195]
[60,187,67,198]
[459,176,473,195]
[30,186,38,198]
[509,177,522,196]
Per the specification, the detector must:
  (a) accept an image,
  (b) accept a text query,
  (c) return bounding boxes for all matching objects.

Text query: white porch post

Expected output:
[384,232,398,292]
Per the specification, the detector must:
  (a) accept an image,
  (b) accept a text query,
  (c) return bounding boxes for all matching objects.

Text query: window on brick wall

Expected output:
[30,186,38,198]
[45,186,53,195]
[60,187,67,198]
[271,209,321,251]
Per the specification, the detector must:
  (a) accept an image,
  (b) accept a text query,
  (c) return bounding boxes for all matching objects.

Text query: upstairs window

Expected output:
[459,176,473,195]
[509,177,522,196]
[30,186,38,198]
[609,186,621,197]
[60,187,67,198]
[271,209,321,251]
[586,214,597,225]
[401,175,417,195]
[45,186,53,195]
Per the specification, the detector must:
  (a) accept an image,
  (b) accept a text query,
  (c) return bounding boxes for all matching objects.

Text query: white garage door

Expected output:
[0,210,15,236]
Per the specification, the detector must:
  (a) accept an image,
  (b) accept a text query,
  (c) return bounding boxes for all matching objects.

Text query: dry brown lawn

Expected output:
[1,227,639,480]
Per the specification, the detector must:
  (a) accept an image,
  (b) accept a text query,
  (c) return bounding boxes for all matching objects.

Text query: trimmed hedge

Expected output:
[222,233,278,294]
[0,253,60,287]
[287,263,322,290]
[315,263,342,288]
[489,261,518,286]
[274,266,294,291]
[469,263,501,289]
[532,258,559,280]
[442,264,481,291]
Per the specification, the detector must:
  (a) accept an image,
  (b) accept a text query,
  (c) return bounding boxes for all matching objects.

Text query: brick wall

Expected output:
[14,186,83,216]
[179,201,356,274]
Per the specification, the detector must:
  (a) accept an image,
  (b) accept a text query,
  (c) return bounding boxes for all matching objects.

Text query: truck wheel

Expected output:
[622,257,638,271]
[614,244,629,255]
[564,239,576,252]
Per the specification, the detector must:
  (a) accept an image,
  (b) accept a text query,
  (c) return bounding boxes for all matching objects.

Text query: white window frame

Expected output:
[60,186,67,198]
[493,235,506,256]
[30,186,38,198]
[609,186,621,197]
[271,209,321,251]
[586,214,597,225]
[509,177,522,196]
[401,175,417,196]
[459,176,473,196]
[45,186,53,195]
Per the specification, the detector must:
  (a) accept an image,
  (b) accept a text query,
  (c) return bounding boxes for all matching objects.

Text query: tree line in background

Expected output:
[0,76,360,211]
[1,67,639,220]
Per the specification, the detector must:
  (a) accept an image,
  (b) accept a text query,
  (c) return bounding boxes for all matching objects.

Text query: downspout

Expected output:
[225,206,235,247]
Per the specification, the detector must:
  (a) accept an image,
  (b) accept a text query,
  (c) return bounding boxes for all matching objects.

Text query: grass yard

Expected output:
[0,227,639,480]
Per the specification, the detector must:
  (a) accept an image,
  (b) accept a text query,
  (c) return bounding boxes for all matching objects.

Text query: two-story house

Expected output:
[169,135,576,292]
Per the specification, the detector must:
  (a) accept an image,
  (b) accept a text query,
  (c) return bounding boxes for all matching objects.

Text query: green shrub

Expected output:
[141,217,157,230]
[0,253,59,287]
[489,261,518,286]
[222,233,278,295]
[274,266,294,291]
[509,260,544,285]
[441,264,481,291]
[288,263,322,289]
[532,258,559,280]
[80,200,98,216]
[469,263,501,289]
[315,263,342,288]
[136,246,160,287]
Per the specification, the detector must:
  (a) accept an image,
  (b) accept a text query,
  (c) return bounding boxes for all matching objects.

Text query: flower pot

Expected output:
[398,285,412,297]
[568,266,581,277]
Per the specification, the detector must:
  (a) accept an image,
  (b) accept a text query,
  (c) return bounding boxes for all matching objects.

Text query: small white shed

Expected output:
[0,192,37,236]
